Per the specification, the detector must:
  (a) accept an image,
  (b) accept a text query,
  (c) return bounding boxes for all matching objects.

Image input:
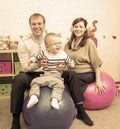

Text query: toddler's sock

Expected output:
[27,95,38,109]
[51,98,59,109]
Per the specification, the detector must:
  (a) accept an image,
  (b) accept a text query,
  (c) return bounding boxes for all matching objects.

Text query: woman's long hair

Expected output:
[68,17,89,49]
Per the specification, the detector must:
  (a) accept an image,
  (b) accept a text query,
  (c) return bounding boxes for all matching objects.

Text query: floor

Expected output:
[0,95,120,129]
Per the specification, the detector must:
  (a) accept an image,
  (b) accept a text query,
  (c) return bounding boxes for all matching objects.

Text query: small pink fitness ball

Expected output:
[83,71,116,110]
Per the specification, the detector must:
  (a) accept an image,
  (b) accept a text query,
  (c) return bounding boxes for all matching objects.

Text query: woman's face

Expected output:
[72,21,86,38]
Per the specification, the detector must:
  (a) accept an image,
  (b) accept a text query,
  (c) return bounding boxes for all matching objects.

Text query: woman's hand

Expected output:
[95,81,106,95]
[94,68,106,95]
[57,63,67,72]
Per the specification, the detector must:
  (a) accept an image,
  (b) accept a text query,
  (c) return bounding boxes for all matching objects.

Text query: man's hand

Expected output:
[39,56,48,68]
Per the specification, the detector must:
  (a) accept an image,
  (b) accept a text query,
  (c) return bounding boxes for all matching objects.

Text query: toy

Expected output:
[87,20,98,47]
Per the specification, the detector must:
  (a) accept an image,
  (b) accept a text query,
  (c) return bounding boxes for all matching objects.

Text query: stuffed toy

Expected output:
[87,20,98,47]
[0,36,10,50]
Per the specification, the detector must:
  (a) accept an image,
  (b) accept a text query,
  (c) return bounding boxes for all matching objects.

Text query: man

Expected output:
[10,13,47,129]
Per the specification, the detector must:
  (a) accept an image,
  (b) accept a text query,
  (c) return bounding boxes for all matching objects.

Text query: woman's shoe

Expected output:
[76,113,94,126]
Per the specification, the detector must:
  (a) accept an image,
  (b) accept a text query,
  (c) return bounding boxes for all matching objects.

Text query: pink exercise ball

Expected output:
[83,71,116,110]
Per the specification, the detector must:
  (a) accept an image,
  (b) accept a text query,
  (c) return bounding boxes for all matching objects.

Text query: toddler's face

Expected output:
[47,36,62,54]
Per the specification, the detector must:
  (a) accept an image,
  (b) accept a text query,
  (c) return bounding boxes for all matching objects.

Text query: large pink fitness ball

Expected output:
[83,71,116,110]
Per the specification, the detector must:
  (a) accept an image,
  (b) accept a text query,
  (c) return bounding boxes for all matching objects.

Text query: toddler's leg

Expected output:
[27,95,38,109]
[51,98,59,109]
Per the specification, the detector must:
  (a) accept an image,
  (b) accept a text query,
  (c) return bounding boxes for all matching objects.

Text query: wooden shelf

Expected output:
[0,49,19,96]
[0,49,17,53]
[0,49,19,79]
[0,74,15,77]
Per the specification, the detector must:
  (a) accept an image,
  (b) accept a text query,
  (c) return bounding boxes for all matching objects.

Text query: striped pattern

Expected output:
[43,56,71,72]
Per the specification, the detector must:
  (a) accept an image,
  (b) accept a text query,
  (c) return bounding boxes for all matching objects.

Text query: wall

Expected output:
[0,0,120,81]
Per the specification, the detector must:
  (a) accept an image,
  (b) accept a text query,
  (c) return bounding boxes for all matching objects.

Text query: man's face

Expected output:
[30,16,45,37]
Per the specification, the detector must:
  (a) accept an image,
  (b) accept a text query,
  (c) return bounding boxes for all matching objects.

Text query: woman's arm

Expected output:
[95,67,106,94]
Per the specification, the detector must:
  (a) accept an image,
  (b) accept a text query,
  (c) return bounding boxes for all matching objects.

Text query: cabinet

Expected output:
[0,50,20,96]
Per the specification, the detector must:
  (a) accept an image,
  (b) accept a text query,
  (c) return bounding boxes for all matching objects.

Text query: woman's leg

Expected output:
[62,71,95,126]
[70,72,95,103]
[73,72,96,126]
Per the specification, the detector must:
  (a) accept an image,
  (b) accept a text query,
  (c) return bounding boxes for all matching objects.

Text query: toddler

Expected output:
[27,32,75,109]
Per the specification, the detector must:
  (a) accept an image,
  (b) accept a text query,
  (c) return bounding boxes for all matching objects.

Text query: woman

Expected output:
[61,17,106,126]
